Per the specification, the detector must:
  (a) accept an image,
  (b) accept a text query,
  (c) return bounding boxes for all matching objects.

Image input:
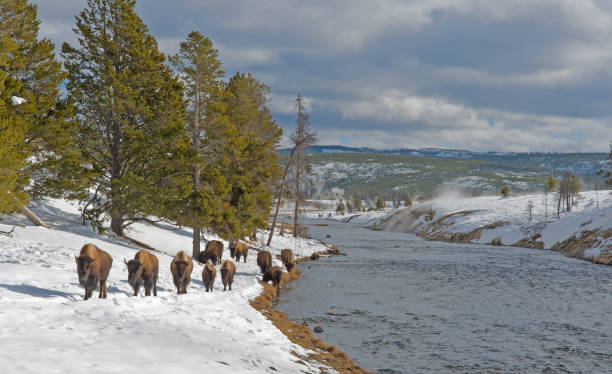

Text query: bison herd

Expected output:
[74,241,296,300]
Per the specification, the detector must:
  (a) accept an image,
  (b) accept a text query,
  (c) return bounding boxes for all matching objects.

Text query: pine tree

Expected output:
[500,185,510,197]
[169,31,227,258]
[404,195,412,207]
[1,0,81,206]
[353,196,363,212]
[376,197,385,210]
[0,17,28,214]
[596,142,611,185]
[222,72,282,240]
[336,199,345,215]
[62,0,186,235]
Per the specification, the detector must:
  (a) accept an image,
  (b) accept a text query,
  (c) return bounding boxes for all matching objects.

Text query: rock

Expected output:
[490,237,502,246]
[310,252,320,260]
[314,326,324,333]
[326,234,331,238]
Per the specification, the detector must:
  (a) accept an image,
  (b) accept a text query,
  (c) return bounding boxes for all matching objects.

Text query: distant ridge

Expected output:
[278,145,606,158]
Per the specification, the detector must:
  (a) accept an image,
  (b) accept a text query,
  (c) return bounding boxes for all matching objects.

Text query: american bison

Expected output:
[124,249,159,297]
[201,262,216,292]
[170,250,193,294]
[200,240,223,265]
[75,243,113,300]
[220,260,236,291]
[280,248,295,272]
[257,250,272,274]
[263,266,283,291]
[229,240,249,263]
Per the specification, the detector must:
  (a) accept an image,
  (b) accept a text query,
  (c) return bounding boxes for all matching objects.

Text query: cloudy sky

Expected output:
[34,0,612,152]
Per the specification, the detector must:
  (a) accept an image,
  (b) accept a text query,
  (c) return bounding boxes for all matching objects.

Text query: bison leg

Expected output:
[133,283,140,297]
[229,280,232,291]
[153,277,157,297]
[144,277,153,296]
[99,279,107,299]
[243,254,247,263]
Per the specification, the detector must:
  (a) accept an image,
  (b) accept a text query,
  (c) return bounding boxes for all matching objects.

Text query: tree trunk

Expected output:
[267,149,294,246]
[557,193,561,217]
[192,163,201,259]
[17,200,50,229]
[110,213,123,236]
[293,150,301,238]
[192,95,201,259]
[250,227,257,241]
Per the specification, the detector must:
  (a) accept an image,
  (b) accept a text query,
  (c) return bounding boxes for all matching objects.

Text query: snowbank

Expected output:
[0,198,333,374]
[374,190,612,264]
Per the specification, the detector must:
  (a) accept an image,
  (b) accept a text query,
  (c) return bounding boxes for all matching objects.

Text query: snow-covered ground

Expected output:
[318,190,612,262]
[0,198,331,374]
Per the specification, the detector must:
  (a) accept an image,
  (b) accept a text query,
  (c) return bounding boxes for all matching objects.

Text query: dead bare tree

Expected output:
[266,94,316,245]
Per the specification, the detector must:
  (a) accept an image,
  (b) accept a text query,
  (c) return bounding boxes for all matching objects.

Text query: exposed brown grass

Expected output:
[250,252,373,374]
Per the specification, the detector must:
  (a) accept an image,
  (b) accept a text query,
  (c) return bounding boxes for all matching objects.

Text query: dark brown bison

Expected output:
[200,240,223,265]
[124,249,159,297]
[201,262,216,292]
[280,248,295,272]
[170,250,193,294]
[75,243,113,300]
[262,266,283,291]
[220,260,236,291]
[229,240,249,263]
[257,250,272,274]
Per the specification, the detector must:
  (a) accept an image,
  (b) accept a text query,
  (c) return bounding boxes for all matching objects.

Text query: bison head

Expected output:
[75,255,96,284]
[174,260,188,281]
[125,259,144,287]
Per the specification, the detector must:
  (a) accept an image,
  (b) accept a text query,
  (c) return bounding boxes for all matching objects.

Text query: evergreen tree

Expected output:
[0,16,28,214]
[596,142,611,185]
[404,195,412,207]
[353,196,363,212]
[169,31,227,258]
[500,185,510,197]
[222,72,282,240]
[376,197,385,210]
[336,199,345,215]
[62,0,186,235]
[1,0,81,204]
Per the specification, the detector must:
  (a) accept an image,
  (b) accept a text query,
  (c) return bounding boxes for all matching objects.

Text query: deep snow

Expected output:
[0,198,332,374]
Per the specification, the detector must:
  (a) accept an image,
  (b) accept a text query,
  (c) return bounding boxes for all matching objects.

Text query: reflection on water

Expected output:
[275,219,612,373]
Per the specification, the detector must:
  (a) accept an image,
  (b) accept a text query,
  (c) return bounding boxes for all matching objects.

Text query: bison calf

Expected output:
[171,250,193,294]
[257,250,272,274]
[201,262,216,292]
[220,260,236,291]
[280,248,295,272]
[124,249,159,297]
[75,243,113,300]
[262,266,283,291]
[229,240,249,263]
[200,240,223,265]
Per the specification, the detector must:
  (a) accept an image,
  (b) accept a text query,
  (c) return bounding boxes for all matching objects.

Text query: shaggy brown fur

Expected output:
[75,243,113,300]
[201,262,216,292]
[124,249,159,297]
[280,249,295,272]
[170,251,193,294]
[220,260,236,291]
[257,250,272,274]
[229,240,249,263]
[200,240,223,265]
[262,266,283,291]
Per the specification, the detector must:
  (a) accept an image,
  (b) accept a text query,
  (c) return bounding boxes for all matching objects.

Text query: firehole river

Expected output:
[275,219,612,373]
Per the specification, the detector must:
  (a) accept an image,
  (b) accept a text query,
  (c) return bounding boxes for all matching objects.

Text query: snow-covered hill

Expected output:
[328,190,612,265]
[0,198,332,374]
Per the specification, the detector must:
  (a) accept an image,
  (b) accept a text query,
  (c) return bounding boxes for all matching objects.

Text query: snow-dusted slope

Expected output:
[0,198,331,374]
[374,190,612,263]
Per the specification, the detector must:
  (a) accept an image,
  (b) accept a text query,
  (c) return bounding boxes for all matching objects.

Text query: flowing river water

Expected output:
[275,219,612,373]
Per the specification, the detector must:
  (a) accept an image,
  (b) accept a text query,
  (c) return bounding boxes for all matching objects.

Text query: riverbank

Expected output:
[274,219,612,373]
[0,198,348,373]
[329,190,612,266]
